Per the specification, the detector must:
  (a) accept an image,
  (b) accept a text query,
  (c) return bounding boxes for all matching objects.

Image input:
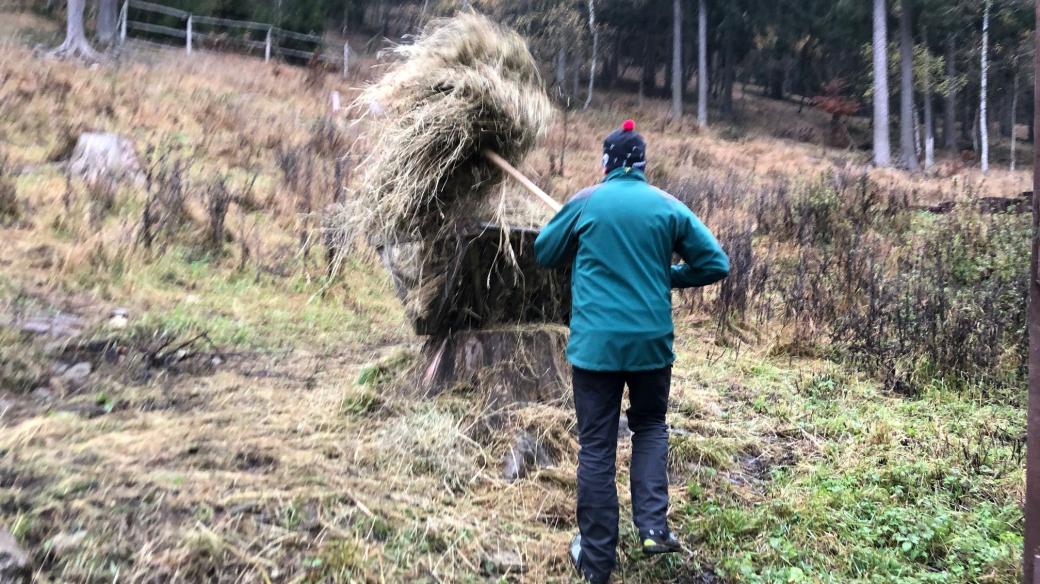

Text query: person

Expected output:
[534,119,729,584]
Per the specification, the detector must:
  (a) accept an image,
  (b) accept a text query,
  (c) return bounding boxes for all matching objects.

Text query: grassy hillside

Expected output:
[0,12,1029,583]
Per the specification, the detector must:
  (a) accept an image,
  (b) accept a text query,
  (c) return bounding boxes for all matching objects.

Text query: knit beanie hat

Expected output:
[602,119,647,173]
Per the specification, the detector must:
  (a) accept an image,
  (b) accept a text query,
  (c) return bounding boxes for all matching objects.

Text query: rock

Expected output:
[47,530,87,559]
[49,361,92,395]
[67,133,143,185]
[618,415,633,440]
[62,362,92,383]
[501,432,553,482]
[108,308,129,330]
[669,427,692,438]
[482,549,524,576]
[0,528,29,584]
[18,312,84,338]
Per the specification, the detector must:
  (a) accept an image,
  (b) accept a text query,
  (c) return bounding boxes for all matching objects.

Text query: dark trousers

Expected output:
[572,365,671,581]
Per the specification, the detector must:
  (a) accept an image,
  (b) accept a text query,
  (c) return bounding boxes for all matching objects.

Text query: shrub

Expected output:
[0,153,20,226]
[669,170,1027,398]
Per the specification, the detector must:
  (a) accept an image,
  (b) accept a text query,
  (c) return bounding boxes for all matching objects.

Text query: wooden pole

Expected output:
[343,42,350,78]
[186,15,192,54]
[1024,2,1040,581]
[483,150,562,213]
[265,27,272,62]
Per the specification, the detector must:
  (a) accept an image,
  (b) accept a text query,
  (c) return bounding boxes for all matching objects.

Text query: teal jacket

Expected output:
[535,168,729,371]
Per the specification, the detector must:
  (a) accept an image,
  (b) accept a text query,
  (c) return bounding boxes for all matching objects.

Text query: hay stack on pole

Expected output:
[337,14,571,405]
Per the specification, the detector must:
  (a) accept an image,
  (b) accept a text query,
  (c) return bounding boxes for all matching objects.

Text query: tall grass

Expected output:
[671,170,1028,400]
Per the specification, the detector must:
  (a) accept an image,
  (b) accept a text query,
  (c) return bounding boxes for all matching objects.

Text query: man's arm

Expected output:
[535,192,589,268]
[671,206,729,289]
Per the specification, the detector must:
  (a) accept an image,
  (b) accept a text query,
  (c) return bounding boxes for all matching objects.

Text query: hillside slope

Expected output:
[0,12,1028,583]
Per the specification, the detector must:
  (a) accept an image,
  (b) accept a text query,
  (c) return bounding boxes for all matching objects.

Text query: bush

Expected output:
[670,170,1027,399]
[0,153,20,226]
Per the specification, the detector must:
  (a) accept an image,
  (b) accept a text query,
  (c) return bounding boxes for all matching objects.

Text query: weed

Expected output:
[0,152,20,226]
[356,350,414,389]
[0,330,47,392]
[341,385,383,417]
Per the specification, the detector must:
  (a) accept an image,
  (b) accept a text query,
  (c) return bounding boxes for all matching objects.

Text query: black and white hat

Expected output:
[602,119,647,173]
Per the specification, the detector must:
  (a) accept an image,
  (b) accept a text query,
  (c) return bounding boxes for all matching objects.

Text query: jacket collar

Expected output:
[603,167,648,183]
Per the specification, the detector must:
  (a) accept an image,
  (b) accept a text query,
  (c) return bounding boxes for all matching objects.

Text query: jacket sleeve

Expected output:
[534,195,587,268]
[671,205,730,289]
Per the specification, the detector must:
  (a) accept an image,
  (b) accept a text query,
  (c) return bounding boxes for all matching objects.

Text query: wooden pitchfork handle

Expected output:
[484,150,562,213]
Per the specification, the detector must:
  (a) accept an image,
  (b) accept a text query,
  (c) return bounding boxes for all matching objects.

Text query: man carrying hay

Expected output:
[535,120,729,584]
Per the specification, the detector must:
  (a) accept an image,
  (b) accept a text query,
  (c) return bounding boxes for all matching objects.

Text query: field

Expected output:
[0,12,1031,583]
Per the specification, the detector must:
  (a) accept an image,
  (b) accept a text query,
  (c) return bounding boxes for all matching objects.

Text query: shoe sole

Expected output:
[643,544,681,555]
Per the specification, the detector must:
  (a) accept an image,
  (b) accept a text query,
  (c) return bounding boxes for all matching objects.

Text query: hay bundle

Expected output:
[350,14,554,328]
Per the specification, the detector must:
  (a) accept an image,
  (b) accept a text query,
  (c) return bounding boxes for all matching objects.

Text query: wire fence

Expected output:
[118,0,351,76]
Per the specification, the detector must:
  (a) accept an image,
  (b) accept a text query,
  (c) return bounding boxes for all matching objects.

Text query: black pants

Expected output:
[572,365,671,582]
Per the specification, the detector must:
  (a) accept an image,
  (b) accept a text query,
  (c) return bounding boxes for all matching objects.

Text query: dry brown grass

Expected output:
[336,14,554,329]
[0,10,1030,583]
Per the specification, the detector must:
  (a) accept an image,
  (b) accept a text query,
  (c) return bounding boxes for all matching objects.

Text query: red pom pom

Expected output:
[622,119,636,132]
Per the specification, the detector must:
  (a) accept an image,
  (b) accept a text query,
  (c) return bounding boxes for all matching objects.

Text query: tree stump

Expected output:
[378,222,572,410]
[418,325,570,407]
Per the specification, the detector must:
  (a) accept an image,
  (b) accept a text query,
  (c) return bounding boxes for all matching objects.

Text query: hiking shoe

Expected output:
[641,529,682,555]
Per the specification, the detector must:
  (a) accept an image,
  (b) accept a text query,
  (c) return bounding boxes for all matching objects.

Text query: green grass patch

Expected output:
[673,344,1024,583]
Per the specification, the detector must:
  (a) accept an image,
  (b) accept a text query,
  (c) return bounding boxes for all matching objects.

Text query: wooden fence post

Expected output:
[119,0,128,44]
[186,15,193,54]
[265,27,272,62]
[342,42,350,78]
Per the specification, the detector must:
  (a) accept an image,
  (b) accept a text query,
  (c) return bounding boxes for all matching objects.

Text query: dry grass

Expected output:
[336,13,554,329]
[0,10,1029,583]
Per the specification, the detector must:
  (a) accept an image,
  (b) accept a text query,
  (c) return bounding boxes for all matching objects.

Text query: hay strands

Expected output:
[483,150,561,212]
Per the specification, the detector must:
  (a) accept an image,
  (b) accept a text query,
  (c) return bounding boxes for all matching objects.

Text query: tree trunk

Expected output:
[641,31,656,100]
[605,37,620,89]
[980,0,990,174]
[555,46,567,99]
[872,0,892,167]
[52,0,100,60]
[572,48,581,104]
[944,36,958,150]
[416,327,570,406]
[972,105,980,155]
[923,40,935,169]
[697,0,708,126]
[665,48,673,99]
[899,0,918,170]
[1011,71,1019,171]
[583,0,598,110]
[671,0,683,119]
[720,27,735,117]
[96,0,118,46]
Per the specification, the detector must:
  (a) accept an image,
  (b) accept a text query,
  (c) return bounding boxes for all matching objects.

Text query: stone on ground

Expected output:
[0,528,29,584]
[68,132,143,185]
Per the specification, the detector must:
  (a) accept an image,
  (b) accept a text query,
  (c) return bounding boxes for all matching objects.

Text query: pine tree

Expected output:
[873,0,893,166]
[980,0,990,174]
[899,0,919,170]
[697,0,708,126]
[671,0,683,119]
